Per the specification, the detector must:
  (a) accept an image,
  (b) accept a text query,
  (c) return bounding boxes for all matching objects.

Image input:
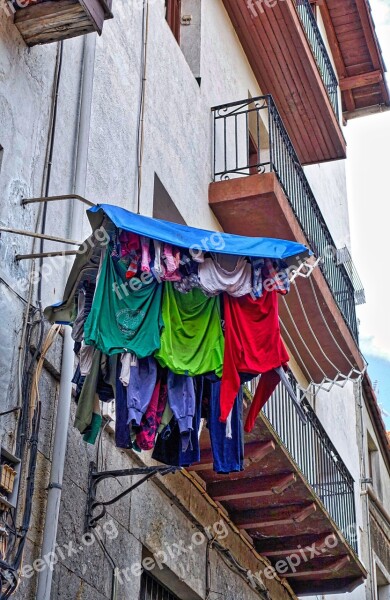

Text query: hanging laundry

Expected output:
[115,363,132,450]
[127,357,158,426]
[119,231,140,256]
[263,258,290,295]
[205,380,244,474]
[74,349,101,435]
[155,284,224,377]
[140,236,151,273]
[161,245,181,282]
[152,377,203,467]
[79,343,95,376]
[71,282,95,342]
[219,291,289,423]
[198,254,252,297]
[119,352,137,387]
[84,250,164,358]
[136,381,168,451]
[174,253,201,294]
[167,372,195,452]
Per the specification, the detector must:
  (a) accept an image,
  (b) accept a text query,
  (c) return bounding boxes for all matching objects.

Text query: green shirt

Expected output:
[155,284,224,377]
[84,250,163,358]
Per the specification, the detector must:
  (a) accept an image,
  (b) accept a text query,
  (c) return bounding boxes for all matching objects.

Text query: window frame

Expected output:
[165,0,181,44]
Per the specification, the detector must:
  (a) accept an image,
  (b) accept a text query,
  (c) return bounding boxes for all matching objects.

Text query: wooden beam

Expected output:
[261,534,336,557]
[339,70,383,91]
[285,555,351,577]
[208,473,297,501]
[234,502,316,529]
[188,441,275,472]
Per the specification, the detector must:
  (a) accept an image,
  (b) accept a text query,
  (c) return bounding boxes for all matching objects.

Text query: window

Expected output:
[0,146,3,175]
[165,0,181,44]
[139,571,180,600]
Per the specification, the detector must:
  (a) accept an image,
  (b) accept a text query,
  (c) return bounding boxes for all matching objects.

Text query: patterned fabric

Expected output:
[136,383,168,451]
[263,258,290,295]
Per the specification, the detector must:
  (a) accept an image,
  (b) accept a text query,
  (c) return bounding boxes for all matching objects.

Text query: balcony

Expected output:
[221,0,346,164]
[13,0,113,47]
[209,95,365,384]
[191,375,366,595]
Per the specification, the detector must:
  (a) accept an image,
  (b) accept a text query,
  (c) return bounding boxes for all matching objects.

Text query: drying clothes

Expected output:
[119,231,140,256]
[167,372,195,451]
[158,402,174,435]
[155,284,224,377]
[140,236,151,273]
[152,240,165,281]
[127,357,158,426]
[198,254,252,297]
[83,394,102,446]
[251,258,265,300]
[207,381,244,474]
[263,258,290,295]
[152,377,203,467]
[161,245,181,282]
[174,253,201,294]
[120,352,137,387]
[74,349,101,434]
[84,250,163,358]
[244,370,282,433]
[79,344,95,377]
[115,365,132,449]
[71,283,96,342]
[220,291,289,422]
[97,354,116,402]
[136,382,168,451]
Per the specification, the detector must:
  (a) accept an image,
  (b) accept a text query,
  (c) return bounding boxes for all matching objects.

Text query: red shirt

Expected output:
[220,291,289,422]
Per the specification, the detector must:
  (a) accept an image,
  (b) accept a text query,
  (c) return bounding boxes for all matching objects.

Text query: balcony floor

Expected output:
[209,173,365,384]
[189,408,366,596]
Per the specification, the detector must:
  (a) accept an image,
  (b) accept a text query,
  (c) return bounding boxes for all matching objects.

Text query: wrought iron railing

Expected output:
[212,95,359,341]
[249,376,358,553]
[294,0,339,118]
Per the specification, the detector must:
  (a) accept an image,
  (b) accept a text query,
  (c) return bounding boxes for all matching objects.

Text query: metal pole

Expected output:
[0,226,81,246]
[21,194,95,207]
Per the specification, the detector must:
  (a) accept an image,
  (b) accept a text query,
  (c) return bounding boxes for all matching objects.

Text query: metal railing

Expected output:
[295,0,339,119]
[212,95,359,341]
[253,376,358,553]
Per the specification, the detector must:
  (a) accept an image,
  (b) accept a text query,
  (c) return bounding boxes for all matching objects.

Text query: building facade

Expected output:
[0,1,389,599]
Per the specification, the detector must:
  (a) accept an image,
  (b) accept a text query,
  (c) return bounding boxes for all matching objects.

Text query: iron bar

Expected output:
[262,372,357,553]
[0,226,81,246]
[21,194,95,207]
[15,251,78,261]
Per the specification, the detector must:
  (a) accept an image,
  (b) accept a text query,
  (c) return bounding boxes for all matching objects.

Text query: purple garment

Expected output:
[127,357,158,426]
[167,372,195,451]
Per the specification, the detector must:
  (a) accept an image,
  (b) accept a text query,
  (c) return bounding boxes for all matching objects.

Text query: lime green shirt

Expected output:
[155,284,224,377]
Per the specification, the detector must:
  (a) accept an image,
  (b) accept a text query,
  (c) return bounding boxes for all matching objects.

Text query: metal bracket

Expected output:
[0,226,81,246]
[21,194,95,207]
[85,462,180,532]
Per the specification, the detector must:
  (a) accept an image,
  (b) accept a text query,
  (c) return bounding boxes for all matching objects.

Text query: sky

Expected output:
[344,0,390,429]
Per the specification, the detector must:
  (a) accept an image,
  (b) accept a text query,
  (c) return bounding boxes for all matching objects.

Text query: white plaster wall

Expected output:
[303,160,351,252]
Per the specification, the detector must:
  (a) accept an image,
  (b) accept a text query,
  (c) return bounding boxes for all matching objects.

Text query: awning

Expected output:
[88,204,310,261]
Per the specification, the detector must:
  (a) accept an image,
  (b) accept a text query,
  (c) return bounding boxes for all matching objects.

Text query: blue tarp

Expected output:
[88,204,310,261]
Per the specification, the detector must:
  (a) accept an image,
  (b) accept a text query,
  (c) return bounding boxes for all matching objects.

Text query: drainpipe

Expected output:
[36,33,97,600]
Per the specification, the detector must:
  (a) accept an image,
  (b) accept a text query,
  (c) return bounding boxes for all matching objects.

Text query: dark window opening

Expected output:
[0,146,3,174]
[139,571,180,600]
[165,0,181,44]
